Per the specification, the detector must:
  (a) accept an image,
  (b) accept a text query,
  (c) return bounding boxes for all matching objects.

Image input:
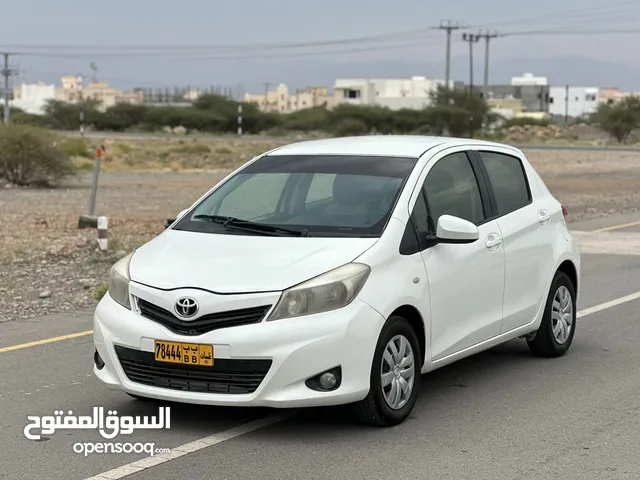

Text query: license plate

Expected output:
[154,340,214,367]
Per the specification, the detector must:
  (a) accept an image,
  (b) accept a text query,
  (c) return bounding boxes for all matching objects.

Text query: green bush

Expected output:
[333,118,369,136]
[8,89,614,140]
[59,138,91,158]
[0,124,76,187]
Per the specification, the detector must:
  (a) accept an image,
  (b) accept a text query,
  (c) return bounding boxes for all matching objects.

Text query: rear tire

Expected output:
[527,271,576,357]
[350,315,422,427]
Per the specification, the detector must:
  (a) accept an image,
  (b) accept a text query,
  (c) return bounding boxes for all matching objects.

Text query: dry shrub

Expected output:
[0,124,76,187]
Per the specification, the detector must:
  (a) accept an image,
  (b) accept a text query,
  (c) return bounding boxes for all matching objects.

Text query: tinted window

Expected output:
[479,151,531,215]
[174,154,417,238]
[422,152,485,228]
[217,173,289,219]
[305,173,335,204]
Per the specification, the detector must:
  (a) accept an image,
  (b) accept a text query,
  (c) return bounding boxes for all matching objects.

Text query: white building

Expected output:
[333,76,453,110]
[11,83,58,114]
[548,86,599,118]
[511,72,548,86]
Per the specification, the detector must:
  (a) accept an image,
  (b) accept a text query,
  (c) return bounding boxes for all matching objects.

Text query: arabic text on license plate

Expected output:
[154,340,214,366]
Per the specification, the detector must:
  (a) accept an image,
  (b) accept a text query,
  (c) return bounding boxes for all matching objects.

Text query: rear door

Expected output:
[472,148,557,334]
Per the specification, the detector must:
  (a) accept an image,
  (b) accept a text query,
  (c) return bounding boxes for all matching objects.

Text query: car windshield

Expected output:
[173,154,418,238]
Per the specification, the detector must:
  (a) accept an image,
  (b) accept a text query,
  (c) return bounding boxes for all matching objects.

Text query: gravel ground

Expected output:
[1,148,639,323]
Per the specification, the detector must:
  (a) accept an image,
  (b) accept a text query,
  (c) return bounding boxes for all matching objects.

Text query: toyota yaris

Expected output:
[93,135,580,426]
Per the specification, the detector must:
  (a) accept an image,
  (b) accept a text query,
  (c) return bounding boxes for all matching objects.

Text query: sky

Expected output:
[2,0,640,92]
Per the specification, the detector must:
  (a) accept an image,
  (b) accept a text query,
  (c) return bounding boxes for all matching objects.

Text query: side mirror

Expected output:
[435,215,479,244]
[176,209,188,219]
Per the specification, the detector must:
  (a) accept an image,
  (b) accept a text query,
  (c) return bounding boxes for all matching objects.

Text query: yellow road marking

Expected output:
[0,330,93,353]
[593,220,640,233]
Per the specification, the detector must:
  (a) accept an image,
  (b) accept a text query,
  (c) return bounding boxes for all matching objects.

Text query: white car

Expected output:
[93,135,580,426]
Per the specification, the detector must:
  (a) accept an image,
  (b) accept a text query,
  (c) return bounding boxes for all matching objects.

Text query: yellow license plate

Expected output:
[154,340,214,367]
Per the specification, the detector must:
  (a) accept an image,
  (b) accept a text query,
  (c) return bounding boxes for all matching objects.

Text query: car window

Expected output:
[479,151,531,216]
[305,173,336,204]
[422,152,485,228]
[177,154,418,238]
[215,173,290,220]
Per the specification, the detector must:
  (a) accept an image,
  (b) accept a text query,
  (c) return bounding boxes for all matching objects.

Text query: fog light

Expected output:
[319,372,337,389]
[305,366,341,392]
[94,349,105,369]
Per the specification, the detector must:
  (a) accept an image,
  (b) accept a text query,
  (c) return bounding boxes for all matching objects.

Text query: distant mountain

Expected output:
[229,55,640,93]
[25,54,640,94]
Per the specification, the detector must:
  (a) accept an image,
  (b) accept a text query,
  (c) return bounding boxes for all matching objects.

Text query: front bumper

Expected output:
[93,289,386,408]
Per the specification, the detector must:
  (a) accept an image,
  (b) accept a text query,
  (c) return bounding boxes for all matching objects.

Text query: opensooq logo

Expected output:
[24,406,171,440]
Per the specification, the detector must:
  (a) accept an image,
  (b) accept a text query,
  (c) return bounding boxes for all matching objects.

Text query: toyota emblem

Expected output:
[174,297,199,318]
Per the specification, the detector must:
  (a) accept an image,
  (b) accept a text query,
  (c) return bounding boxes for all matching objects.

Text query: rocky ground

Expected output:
[1,146,639,323]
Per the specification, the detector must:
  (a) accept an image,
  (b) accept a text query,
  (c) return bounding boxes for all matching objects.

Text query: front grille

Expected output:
[115,345,271,394]
[136,299,271,336]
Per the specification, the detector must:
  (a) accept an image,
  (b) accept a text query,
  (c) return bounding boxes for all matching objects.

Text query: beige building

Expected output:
[245,84,335,113]
[59,75,142,109]
[598,88,626,105]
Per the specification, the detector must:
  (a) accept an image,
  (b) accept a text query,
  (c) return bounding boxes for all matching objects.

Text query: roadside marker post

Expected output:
[97,216,108,252]
[78,145,105,229]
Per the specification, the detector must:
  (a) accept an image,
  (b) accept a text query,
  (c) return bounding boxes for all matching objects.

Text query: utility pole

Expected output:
[462,33,480,138]
[438,20,462,90]
[564,84,569,125]
[2,52,17,124]
[263,82,270,112]
[462,33,480,95]
[478,31,499,137]
[76,74,84,136]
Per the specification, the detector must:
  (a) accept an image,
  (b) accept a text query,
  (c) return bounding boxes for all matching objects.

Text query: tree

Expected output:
[590,96,640,143]
[424,86,493,137]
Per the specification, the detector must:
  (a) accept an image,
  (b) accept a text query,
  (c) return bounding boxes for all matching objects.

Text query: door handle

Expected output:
[485,233,502,249]
[538,210,551,225]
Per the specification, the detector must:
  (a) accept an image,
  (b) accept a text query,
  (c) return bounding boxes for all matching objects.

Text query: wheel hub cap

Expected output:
[381,334,416,410]
[552,285,573,345]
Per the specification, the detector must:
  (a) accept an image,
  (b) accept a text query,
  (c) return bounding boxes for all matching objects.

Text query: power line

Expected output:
[0,28,436,53]
[10,38,442,61]
[503,28,640,36]
[467,0,638,29]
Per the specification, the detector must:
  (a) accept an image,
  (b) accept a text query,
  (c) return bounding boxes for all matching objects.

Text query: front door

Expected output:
[415,150,506,361]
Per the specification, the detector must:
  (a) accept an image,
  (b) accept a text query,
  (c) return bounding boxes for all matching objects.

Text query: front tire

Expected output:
[350,315,422,427]
[527,271,576,357]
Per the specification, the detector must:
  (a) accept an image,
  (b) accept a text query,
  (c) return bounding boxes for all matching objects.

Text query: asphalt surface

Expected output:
[1,218,640,480]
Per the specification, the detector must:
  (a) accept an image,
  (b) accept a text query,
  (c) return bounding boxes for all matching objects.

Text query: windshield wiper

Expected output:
[193,214,310,237]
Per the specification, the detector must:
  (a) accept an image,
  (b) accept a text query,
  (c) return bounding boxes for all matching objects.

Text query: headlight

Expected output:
[107,252,134,309]
[267,263,371,321]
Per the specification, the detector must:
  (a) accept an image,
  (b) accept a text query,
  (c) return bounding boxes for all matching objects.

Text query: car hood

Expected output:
[129,229,378,293]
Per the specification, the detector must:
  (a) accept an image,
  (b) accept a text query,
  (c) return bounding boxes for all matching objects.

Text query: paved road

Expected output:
[1,224,640,479]
[59,130,640,153]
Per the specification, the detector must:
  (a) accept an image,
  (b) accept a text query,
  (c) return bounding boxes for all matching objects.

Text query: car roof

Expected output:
[266,135,513,158]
